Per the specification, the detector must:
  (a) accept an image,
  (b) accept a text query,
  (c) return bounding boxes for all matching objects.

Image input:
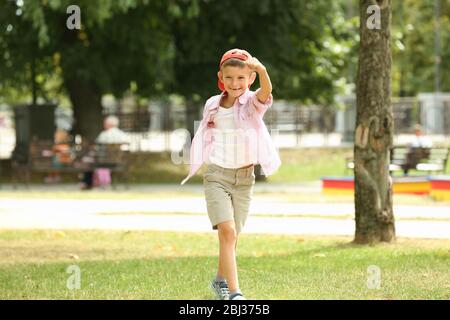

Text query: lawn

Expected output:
[0,148,357,184]
[0,230,448,300]
[2,147,449,184]
[109,148,354,184]
[268,148,352,182]
[126,147,450,183]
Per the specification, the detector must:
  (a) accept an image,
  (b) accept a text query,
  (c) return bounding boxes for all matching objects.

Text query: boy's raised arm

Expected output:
[246,57,272,103]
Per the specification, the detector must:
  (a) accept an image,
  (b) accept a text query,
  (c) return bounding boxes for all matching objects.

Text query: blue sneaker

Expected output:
[210,279,230,300]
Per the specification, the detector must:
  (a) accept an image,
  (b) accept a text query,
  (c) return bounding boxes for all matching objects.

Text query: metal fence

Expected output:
[264,102,336,133]
[0,107,15,159]
[445,100,450,136]
[391,97,420,134]
[1,96,449,158]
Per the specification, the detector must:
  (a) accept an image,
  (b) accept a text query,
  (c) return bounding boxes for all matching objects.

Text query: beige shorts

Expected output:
[203,163,255,235]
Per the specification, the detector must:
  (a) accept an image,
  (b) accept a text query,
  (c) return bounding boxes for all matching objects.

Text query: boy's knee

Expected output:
[218,223,237,243]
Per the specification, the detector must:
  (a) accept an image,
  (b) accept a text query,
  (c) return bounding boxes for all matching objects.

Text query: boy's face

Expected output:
[218,65,256,99]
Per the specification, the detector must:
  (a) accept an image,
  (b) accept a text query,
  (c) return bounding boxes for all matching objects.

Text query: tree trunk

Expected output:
[354,0,395,244]
[64,78,103,143]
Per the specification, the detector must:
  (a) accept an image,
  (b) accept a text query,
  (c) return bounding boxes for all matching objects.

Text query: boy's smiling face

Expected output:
[218,65,256,99]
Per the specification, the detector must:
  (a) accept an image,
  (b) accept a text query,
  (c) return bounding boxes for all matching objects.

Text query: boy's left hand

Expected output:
[247,56,272,103]
[246,57,266,73]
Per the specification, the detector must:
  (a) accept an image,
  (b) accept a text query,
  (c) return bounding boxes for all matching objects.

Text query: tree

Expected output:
[1,0,172,141]
[0,1,54,105]
[334,0,450,97]
[168,0,350,138]
[1,0,360,141]
[55,1,173,141]
[390,0,450,96]
[354,0,395,244]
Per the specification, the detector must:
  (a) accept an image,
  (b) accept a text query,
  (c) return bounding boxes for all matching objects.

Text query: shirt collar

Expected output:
[208,89,251,110]
[238,89,251,104]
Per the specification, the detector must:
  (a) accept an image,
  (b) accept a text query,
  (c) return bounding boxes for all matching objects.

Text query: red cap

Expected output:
[217,49,252,92]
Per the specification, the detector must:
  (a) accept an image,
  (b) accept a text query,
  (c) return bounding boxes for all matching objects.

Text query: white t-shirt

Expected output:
[208,106,255,168]
[95,127,130,144]
[411,135,432,148]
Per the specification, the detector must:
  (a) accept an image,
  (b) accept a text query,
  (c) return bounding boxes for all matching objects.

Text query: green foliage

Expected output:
[1,0,172,106]
[1,0,353,107]
[391,0,450,95]
[169,0,352,104]
[2,0,449,110]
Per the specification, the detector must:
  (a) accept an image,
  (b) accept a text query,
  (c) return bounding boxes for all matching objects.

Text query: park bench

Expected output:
[89,143,130,188]
[346,146,449,175]
[12,140,130,188]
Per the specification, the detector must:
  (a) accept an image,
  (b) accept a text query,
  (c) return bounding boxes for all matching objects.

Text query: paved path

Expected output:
[1,197,449,239]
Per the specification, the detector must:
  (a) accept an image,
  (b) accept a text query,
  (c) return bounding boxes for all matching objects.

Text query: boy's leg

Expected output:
[217,257,225,279]
[217,220,239,292]
[217,237,239,279]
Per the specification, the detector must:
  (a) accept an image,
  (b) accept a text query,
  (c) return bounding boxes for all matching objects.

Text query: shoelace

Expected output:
[217,281,230,297]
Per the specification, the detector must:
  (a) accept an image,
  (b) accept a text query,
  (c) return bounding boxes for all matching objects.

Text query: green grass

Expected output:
[0,230,449,300]
[2,147,449,184]
[122,147,450,183]
[268,148,352,182]
[0,148,354,184]
[130,148,353,183]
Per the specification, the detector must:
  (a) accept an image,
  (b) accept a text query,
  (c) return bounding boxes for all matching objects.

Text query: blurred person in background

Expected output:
[80,115,129,189]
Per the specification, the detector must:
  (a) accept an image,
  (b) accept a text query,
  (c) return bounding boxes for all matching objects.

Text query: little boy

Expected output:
[181,49,281,300]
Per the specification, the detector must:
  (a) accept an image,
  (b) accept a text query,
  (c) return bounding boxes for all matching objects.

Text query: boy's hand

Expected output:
[247,57,272,104]
[246,57,266,73]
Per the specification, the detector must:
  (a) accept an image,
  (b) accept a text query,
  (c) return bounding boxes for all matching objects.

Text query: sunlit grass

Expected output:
[0,230,448,300]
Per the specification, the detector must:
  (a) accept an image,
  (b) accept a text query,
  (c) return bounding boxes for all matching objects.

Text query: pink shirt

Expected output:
[181,89,281,185]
